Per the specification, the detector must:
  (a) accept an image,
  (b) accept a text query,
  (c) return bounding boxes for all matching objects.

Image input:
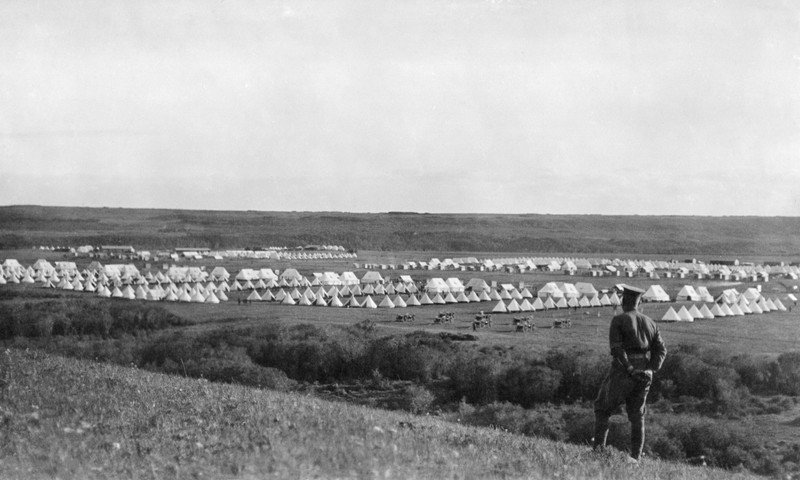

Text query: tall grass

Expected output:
[0,349,759,479]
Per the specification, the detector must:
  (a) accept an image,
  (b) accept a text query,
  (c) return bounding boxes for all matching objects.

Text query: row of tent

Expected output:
[491,293,622,313]
[661,296,788,321]
[408,255,800,278]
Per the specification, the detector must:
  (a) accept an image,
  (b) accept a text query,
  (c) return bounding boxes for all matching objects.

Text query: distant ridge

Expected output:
[1,205,799,257]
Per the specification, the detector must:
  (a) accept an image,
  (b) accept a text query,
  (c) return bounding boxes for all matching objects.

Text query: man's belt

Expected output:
[626,352,650,360]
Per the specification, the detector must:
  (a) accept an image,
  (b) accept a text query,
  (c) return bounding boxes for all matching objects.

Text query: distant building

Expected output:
[101,245,135,254]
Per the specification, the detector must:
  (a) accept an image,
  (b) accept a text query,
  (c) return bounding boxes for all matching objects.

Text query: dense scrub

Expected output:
[0,299,191,339]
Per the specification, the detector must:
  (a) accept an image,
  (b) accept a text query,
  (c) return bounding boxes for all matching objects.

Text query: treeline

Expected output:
[4,206,800,255]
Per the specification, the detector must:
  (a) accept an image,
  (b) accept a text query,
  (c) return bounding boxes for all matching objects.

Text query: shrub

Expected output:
[497,362,561,407]
[365,331,459,383]
[775,352,800,396]
[401,384,436,414]
[446,356,499,405]
[545,348,607,403]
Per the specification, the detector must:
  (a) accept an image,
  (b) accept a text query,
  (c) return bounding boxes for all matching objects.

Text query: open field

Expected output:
[3,205,800,258]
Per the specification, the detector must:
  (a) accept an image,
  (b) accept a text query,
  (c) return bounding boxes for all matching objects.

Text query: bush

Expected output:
[545,348,607,403]
[446,356,499,405]
[497,362,561,407]
[366,332,459,383]
[401,384,436,414]
[775,352,800,396]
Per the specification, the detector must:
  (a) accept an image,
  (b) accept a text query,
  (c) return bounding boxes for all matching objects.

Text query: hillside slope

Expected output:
[0,349,758,480]
[1,205,799,256]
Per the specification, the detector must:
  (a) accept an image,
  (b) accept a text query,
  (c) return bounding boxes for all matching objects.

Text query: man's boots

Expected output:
[593,414,609,451]
[630,417,645,460]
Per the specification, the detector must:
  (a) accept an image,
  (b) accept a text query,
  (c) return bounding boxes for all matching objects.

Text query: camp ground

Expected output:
[1,251,798,347]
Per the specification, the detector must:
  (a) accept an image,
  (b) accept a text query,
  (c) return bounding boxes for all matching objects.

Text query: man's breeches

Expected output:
[594,368,651,421]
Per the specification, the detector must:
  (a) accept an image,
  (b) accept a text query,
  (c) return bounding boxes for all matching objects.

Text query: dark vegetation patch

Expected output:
[4,205,800,255]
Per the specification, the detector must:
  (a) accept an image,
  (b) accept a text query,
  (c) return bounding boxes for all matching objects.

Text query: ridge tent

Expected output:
[537,282,564,299]
[575,282,599,297]
[425,278,450,294]
[465,278,491,293]
[339,272,359,285]
[555,282,580,299]
[361,271,384,285]
[643,285,670,302]
[676,286,700,302]
[445,278,465,293]
[280,269,304,283]
[695,286,714,303]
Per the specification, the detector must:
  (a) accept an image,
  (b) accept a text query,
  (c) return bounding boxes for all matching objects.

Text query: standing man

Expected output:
[593,285,667,463]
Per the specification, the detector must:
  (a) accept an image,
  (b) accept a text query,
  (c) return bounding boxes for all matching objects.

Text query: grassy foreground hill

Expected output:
[2,205,800,257]
[0,349,758,480]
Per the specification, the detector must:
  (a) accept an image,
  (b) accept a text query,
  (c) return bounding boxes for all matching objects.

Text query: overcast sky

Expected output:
[1,0,798,215]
